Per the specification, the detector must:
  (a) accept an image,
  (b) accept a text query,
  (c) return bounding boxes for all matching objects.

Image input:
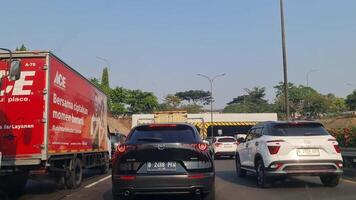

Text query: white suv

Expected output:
[212,136,238,159]
[235,121,343,188]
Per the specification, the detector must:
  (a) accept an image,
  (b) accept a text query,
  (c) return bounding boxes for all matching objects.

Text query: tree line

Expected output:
[91,68,356,119]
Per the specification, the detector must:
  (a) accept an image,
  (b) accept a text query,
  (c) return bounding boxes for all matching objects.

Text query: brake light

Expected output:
[268,146,280,155]
[188,174,207,179]
[149,124,177,128]
[333,145,341,153]
[197,143,208,151]
[214,142,222,147]
[117,144,126,153]
[118,175,136,180]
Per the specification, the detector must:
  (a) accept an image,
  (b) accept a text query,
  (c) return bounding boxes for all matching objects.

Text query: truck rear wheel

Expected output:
[100,153,110,174]
[65,158,83,189]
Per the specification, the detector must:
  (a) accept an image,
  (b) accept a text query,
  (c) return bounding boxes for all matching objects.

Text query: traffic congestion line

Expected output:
[84,175,112,189]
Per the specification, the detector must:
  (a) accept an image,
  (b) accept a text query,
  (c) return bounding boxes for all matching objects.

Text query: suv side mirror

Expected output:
[9,60,21,81]
[237,137,245,144]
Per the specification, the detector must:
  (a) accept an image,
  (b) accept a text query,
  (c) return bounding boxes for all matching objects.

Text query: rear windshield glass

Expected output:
[270,123,329,136]
[218,138,236,143]
[128,125,199,144]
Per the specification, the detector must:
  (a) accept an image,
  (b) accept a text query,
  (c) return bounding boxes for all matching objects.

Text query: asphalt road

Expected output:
[6,159,356,200]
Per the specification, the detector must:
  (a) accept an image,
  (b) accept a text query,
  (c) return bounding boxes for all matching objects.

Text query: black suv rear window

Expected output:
[128,125,199,144]
[270,123,329,136]
[218,138,236,143]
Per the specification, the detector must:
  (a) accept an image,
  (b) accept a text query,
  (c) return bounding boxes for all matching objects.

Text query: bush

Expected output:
[328,127,356,148]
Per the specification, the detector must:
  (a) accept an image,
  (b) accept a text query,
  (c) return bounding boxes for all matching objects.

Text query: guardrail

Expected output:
[341,148,356,180]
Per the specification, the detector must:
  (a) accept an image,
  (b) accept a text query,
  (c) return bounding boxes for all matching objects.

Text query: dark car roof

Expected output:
[134,123,197,129]
[255,120,324,128]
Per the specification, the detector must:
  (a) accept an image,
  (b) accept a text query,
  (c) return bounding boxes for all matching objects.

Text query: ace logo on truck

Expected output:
[0,70,36,97]
[54,71,66,89]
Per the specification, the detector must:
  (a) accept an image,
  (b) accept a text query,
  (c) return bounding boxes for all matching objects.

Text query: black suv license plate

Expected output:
[147,162,176,172]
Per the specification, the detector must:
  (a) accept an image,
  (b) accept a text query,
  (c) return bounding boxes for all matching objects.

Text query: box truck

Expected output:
[0,51,109,192]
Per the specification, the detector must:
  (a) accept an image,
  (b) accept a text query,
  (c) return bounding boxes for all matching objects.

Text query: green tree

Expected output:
[325,93,347,113]
[163,94,182,110]
[15,44,28,51]
[175,90,211,105]
[110,87,129,115]
[126,90,159,113]
[274,82,317,118]
[274,82,344,118]
[101,67,110,89]
[224,86,274,113]
[346,90,356,110]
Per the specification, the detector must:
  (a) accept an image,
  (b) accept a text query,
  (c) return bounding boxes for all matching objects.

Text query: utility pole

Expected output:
[280,0,290,121]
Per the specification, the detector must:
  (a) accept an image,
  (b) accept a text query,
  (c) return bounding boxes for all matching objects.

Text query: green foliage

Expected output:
[329,127,356,148]
[175,90,211,105]
[224,87,275,113]
[126,90,159,114]
[274,82,347,118]
[346,90,356,110]
[163,95,182,110]
[90,71,158,115]
[228,87,268,105]
[101,68,110,89]
[15,44,28,51]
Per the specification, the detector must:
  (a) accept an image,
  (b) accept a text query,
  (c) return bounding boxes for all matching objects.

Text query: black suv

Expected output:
[112,123,215,200]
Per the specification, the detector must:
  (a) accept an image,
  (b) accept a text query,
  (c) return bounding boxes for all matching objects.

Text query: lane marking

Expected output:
[85,175,112,188]
[342,178,356,184]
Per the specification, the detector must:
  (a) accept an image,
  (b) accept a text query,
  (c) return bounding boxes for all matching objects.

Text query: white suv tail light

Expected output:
[267,146,280,155]
[328,138,341,153]
[267,140,285,155]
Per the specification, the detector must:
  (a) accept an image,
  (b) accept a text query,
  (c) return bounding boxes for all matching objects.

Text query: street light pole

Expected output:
[306,69,318,117]
[280,0,290,121]
[196,73,225,138]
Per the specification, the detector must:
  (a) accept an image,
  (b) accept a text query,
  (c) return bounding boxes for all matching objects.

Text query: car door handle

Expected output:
[255,142,259,146]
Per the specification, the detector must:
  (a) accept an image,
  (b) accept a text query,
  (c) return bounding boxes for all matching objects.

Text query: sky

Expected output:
[1,0,356,108]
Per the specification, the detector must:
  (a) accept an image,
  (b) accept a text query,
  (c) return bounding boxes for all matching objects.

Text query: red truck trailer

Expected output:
[0,51,109,192]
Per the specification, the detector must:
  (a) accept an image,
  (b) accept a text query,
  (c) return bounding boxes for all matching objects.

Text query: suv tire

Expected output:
[320,175,340,187]
[256,159,271,188]
[235,155,246,178]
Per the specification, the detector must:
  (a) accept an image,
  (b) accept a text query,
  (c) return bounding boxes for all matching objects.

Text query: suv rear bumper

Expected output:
[112,172,215,196]
[214,151,235,156]
[265,160,343,176]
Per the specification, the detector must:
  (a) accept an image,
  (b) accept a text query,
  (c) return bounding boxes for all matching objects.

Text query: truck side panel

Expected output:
[0,57,46,157]
[48,55,108,154]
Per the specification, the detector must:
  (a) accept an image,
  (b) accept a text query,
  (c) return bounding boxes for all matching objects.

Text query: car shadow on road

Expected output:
[215,169,324,189]
[103,188,197,200]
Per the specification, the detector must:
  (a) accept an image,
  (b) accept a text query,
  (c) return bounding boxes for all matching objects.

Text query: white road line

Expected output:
[342,178,356,184]
[85,175,112,188]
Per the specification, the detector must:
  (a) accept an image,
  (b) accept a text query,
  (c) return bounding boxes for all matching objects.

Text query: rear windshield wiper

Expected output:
[137,137,163,142]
